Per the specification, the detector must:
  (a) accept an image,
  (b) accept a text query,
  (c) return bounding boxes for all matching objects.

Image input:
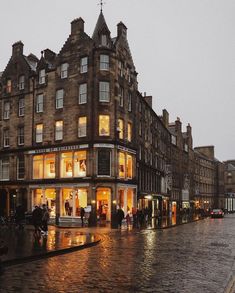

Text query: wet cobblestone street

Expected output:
[1,216,235,293]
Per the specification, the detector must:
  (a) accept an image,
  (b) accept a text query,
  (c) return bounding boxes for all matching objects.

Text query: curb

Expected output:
[2,237,101,268]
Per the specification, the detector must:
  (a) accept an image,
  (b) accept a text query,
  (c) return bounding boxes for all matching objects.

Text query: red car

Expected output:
[210,209,224,218]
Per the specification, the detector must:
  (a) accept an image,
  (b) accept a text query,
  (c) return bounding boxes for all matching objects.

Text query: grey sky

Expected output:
[1,0,234,161]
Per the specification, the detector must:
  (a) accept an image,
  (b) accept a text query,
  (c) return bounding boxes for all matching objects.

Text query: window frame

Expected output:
[36,94,43,113]
[78,117,87,138]
[18,98,25,117]
[36,124,43,143]
[55,121,63,141]
[17,127,24,146]
[39,69,46,84]
[3,101,10,120]
[99,81,110,102]
[18,75,25,90]
[60,63,68,79]
[56,89,64,109]
[80,57,88,74]
[100,54,109,71]
[3,129,10,147]
[79,83,87,104]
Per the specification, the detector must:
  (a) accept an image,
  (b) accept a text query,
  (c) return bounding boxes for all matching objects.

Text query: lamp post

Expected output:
[12,194,16,214]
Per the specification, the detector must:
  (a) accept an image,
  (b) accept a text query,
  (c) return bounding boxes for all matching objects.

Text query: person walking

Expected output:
[116,207,125,229]
[32,206,43,238]
[80,207,85,227]
[41,204,50,236]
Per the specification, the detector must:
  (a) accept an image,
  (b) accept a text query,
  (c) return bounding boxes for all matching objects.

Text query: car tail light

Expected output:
[211,212,213,214]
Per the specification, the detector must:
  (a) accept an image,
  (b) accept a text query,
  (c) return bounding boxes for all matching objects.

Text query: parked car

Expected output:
[210,209,224,218]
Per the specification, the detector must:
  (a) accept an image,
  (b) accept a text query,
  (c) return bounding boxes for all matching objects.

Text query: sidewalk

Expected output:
[0,225,100,267]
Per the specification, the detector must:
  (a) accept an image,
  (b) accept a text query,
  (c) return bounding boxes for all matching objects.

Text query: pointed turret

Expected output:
[92,11,111,44]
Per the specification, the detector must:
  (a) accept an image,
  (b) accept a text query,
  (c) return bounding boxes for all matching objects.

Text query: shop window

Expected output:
[44,154,56,178]
[55,121,63,141]
[61,63,68,79]
[60,152,73,178]
[17,156,25,180]
[18,98,25,116]
[97,149,111,176]
[39,69,46,84]
[127,123,132,142]
[127,154,133,179]
[99,115,110,136]
[99,81,110,102]
[100,54,109,70]
[119,152,125,178]
[36,124,43,143]
[80,57,88,73]
[0,158,10,180]
[3,101,10,119]
[19,75,25,90]
[36,94,43,113]
[61,188,87,217]
[74,151,87,177]
[33,155,43,179]
[56,89,64,109]
[6,79,12,93]
[78,117,87,137]
[118,119,124,139]
[79,83,87,104]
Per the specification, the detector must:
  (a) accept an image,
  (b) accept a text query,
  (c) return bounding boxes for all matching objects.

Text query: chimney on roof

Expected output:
[12,41,24,56]
[187,123,191,135]
[162,109,169,128]
[71,17,84,34]
[117,22,127,38]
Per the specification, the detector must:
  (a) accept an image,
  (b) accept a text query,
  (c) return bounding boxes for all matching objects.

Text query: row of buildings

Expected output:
[0,11,234,224]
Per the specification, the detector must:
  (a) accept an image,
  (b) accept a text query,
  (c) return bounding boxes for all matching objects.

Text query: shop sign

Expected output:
[28,144,89,154]
[94,143,114,148]
[117,145,136,154]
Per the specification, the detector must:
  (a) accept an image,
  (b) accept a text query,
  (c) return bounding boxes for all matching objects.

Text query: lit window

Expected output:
[74,151,87,177]
[17,156,25,180]
[99,81,110,102]
[56,89,64,109]
[119,87,124,107]
[61,63,68,79]
[6,79,12,93]
[80,57,88,73]
[99,115,110,136]
[55,121,63,141]
[128,93,132,111]
[118,119,124,139]
[36,94,43,113]
[33,155,43,179]
[39,69,46,84]
[3,102,10,119]
[101,35,108,46]
[3,130,9,147]
[18,98,25,116]
[0,158,10,180]
[100,55,109,70]
[18,127,24,145]
[36,124,43,143]
[18,75,25,90]
[127,123,132,142]
[78,117,87,137]
[127,154,133,179]
[119,152,125,178]
[79,83,87,104]
[44,154,56,178]
[60,152,73,178]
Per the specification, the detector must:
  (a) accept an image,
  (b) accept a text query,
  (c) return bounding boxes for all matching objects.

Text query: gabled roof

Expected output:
[92,11,110,42]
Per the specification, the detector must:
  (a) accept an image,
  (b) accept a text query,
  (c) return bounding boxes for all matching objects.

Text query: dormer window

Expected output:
[61,63,68,79]
[39,69,46,84]
[80,57,88,73]
[19,75,25,90]
[101,34,108,46]
[6,79,12,93]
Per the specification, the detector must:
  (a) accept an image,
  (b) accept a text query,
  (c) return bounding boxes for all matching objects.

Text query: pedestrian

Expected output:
[126,210,131,227]
[65,200,70,215]
[41,204,50,236]
[32,206,43,238]
[116,207,124,228]
[80,207,85,227]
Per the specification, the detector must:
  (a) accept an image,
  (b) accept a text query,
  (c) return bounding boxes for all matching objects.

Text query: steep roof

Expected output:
[92,11,110,42]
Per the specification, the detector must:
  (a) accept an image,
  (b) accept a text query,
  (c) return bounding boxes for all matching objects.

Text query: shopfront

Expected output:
[117,186,136,216]
[96,187,111,221]
[32,188,56,217]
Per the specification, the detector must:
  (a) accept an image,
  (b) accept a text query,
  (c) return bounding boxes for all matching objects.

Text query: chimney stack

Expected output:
[71,17,84,34]
[12,41,24,56]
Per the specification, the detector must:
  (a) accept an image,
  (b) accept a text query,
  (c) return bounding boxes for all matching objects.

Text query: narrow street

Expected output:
[1,216,235,293]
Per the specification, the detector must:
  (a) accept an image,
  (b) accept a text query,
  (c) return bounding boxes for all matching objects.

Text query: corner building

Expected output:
[0,13,138,223]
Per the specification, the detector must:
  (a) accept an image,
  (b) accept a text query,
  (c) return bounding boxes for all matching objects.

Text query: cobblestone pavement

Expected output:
[1,216,235,293]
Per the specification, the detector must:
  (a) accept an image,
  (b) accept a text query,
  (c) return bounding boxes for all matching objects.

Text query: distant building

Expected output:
[224,160,235,212]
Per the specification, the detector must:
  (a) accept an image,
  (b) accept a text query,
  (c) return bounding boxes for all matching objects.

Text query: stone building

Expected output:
[224,160,235,212]
[0,12,139,224]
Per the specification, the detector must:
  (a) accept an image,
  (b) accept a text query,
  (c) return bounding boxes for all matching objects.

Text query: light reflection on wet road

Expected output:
[1,216,235,293]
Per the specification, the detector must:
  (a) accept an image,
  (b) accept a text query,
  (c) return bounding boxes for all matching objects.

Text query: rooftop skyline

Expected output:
[0,0,234,161]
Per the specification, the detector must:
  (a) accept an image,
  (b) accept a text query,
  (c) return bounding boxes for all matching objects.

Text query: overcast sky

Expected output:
[0,0,234,161]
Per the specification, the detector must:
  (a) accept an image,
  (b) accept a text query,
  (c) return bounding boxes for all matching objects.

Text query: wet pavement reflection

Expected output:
[0,226,99,263]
